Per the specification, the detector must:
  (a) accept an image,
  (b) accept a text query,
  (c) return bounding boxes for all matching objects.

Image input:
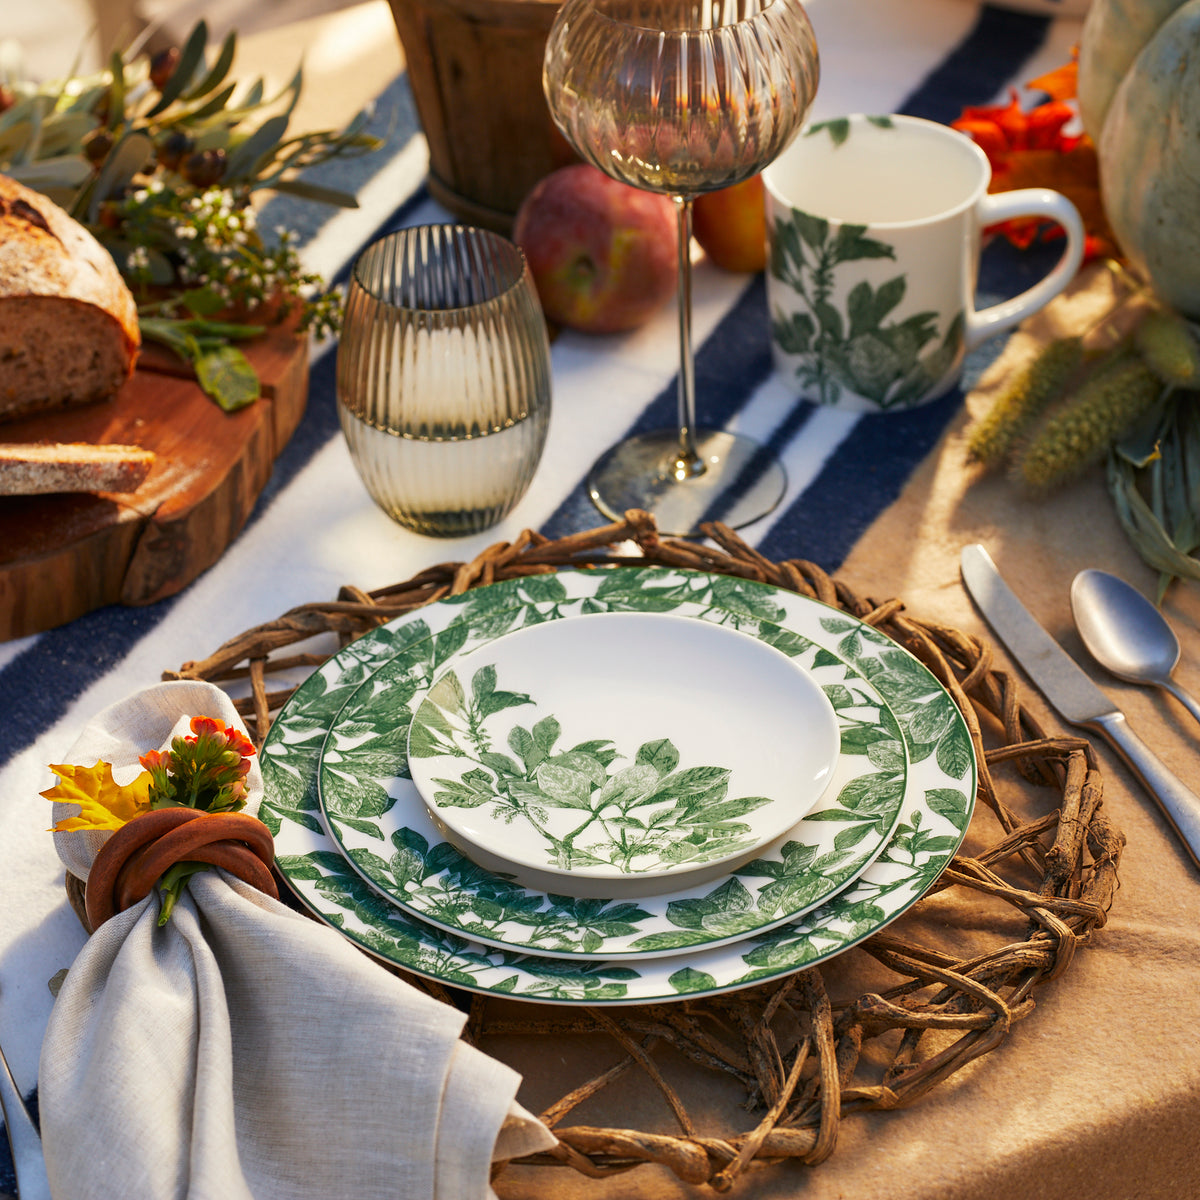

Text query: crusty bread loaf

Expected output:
[0,174,140,423]
[0,443,155,495]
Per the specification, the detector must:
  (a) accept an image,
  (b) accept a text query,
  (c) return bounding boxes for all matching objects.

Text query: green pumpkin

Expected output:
[1084,0,1200,318]
[1076,0,1189,140]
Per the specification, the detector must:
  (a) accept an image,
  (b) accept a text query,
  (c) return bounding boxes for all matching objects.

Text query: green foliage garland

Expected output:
[0,21,382,409]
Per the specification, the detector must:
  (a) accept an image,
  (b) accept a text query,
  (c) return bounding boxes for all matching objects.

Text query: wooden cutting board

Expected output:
[0,322,309,641]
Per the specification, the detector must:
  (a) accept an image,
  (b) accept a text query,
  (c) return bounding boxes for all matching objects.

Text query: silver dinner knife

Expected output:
[961,543,1200,870]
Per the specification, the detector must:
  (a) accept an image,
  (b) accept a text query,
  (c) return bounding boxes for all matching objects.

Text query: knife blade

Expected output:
[961,543,1200,870]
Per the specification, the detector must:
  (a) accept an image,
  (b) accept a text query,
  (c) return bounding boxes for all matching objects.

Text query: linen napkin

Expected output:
[38,679,556,1200]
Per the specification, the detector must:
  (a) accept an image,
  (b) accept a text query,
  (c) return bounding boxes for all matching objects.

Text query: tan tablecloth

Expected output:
[489,267,1200,1199]
[222,12,1200,1194]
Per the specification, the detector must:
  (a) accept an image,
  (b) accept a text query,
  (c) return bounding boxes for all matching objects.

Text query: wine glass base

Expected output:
[587,428,787,538]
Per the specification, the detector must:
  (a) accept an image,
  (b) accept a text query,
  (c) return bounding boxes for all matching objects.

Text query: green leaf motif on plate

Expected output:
[592,569,694,612]
[304,588,917,960]
[907,693,957,745]
[355,825,659,954]
[279,849,642,1000]
[332,722,411,781]
[668,966,719,995]
[935,723,974,781]
[926,787,971,831]
[260,567,976,997]
[258,755,324,835]
[409,664,775,875]
[705,575,788,623]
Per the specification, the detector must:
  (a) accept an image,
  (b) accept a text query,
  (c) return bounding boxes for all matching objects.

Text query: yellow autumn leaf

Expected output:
[42,760,153,833]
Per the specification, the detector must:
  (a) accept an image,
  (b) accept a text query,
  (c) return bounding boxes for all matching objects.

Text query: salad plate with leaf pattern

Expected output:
[259,567,976,1005]
[318,591,906,959]
[406,611,840,898]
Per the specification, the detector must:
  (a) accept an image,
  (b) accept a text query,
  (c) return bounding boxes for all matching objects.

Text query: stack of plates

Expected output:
[259,566,977,1007]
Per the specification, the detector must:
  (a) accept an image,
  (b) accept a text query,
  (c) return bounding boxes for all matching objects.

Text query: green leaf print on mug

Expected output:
[769,211,964,410]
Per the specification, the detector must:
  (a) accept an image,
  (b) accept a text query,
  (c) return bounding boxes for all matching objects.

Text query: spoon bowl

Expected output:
[1070,569,1200,728]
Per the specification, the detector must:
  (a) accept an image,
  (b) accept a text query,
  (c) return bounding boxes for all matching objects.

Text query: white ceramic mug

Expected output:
[763,113,1085,413]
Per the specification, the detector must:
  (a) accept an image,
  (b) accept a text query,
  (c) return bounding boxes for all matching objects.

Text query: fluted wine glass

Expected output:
[544,0,819,535]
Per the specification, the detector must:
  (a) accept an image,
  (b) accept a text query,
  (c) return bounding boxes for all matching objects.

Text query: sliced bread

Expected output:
[0,443,155,495]
[0,174,140,423]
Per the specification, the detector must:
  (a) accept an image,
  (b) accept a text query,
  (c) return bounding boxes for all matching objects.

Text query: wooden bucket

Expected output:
[387,0,579,232]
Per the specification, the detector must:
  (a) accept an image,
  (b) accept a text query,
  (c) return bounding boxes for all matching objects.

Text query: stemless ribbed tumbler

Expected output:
[337,225,552,537]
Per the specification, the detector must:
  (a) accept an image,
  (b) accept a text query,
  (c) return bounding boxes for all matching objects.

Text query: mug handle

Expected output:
[967,188,1086,350]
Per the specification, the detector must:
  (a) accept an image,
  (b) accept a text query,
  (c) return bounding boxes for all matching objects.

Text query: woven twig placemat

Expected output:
[115,511,1122,1191]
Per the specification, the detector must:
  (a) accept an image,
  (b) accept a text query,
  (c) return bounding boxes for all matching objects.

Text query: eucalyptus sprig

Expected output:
[139,314,266,412]
[0,21,381,410]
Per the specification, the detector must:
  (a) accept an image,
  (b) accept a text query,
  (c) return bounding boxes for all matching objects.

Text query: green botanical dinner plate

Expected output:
[259,567,977,1005]
[406,612,841,897]
[316,587,906,959]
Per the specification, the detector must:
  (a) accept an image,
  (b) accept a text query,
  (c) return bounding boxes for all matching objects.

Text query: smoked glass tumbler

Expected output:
[337,225,552,537]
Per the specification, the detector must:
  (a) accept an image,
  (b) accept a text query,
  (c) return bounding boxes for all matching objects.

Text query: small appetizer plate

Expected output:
[406,611,839,897]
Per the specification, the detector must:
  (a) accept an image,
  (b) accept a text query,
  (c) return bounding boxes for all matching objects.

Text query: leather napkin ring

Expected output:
[85,808,278,931]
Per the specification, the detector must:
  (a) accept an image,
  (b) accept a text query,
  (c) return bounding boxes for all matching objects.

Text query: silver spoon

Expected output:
[1071,568,1200,730]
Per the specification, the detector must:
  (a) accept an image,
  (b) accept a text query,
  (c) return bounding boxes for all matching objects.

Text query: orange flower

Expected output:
[223,725,256,759]
[952,90,1080,176]
[163,714,256,812]
[951,63,1117,265]
[189,715,224,740]
[185,714,256,758]
[1026,58,1080,103]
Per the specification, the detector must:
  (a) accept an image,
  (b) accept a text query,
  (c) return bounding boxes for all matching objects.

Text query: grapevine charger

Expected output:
[111,511,1125,1190]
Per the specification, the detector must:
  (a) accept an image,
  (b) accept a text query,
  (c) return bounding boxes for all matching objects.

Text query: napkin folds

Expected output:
[39,679,555,1200]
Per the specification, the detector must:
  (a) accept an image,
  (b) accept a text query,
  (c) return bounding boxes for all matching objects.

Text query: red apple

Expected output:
[692,175,767,273]
[513,164,678,335]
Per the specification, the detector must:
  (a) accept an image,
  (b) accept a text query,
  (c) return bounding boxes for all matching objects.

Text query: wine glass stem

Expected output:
[673,195,705,480]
